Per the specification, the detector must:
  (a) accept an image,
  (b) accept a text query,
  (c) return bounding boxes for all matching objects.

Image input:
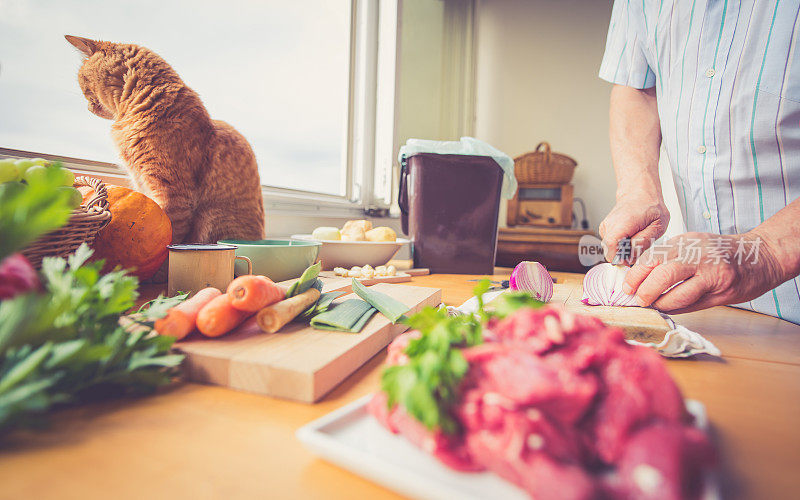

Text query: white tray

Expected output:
[297,395,718,500]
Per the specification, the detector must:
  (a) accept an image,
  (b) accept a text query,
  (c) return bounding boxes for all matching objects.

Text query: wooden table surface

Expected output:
[1,271,799,500]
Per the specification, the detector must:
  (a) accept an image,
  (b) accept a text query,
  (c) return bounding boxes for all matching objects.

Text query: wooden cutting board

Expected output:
[317,268,430,286]
[551,283,671,343]
[174,283,442,403]
[319,271,413,285]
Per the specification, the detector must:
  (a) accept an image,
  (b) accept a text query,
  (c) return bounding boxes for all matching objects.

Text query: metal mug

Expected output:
[166,243,252,296]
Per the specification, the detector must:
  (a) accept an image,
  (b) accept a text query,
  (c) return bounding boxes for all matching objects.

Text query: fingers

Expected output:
[623,248,662,294]
[650,274,710,311]
[601,232,621,262]
[656,291,720,315]
[629,223,665,256]
[634,261,697,306]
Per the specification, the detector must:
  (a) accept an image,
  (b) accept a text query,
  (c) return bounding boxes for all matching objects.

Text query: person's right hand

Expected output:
[598,194,670,263]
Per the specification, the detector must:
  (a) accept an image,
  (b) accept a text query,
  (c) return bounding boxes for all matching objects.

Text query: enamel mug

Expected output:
[166,243,252,296]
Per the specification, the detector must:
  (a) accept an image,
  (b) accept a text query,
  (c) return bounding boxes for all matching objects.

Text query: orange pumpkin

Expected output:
[81,185,172,280]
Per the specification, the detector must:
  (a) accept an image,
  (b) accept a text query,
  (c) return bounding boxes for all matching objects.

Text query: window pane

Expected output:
[0,0,351,195]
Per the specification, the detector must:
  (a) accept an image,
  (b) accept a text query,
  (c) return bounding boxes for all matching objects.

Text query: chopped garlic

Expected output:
[335,264,397,278]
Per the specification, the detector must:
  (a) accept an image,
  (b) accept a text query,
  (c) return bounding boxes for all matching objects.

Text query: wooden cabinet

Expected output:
[496,226,597,272]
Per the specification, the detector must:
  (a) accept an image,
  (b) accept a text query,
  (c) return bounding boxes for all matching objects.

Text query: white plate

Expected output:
[297,395,719,500]
[291,234,409,270]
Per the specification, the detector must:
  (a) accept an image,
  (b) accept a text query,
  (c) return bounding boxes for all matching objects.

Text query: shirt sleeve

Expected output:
[599,0,656,89]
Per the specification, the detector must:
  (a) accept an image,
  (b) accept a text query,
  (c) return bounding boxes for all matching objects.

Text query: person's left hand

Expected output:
[623,231,785,314]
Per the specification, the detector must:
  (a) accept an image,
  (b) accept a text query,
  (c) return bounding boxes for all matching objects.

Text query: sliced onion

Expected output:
[581,263,639,307]
[509,261,553,302]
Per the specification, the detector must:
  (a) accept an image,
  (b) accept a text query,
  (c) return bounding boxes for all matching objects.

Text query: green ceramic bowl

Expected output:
[218,239,321,282]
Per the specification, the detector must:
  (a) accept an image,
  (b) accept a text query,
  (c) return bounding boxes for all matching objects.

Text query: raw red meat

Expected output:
[370,305,714,499]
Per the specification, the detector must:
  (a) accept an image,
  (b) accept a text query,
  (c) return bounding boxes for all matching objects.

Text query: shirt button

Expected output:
[703,211,712,220]
[697,145,707,154]
[705,68,716,78]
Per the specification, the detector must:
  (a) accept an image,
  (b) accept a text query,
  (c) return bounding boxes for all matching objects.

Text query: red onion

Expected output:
[581,263,638,307]
[509,261,553,302]
[0,253,40,300]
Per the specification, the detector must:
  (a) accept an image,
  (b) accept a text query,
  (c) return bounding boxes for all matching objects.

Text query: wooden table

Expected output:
[2,272,799,500]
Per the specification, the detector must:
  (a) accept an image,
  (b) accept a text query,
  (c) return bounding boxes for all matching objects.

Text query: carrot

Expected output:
[227,275,285,312]
[154,287,222,340]
[196,293,253,337]
[256,288,321,333]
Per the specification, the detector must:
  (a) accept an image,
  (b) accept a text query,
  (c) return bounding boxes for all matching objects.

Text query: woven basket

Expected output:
[514,142,577,184]
[22,176,112,269]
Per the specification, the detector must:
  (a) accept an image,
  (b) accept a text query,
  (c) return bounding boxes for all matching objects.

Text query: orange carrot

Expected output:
[227,275,285,312]
[154,287,222,340]
[196,293,252,337]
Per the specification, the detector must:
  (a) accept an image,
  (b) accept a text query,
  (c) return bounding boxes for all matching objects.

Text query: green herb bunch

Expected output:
[0,245,184,432]
[380,280,544,434]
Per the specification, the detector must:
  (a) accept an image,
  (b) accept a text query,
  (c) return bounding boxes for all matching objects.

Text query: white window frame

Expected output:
[1,0,400,219]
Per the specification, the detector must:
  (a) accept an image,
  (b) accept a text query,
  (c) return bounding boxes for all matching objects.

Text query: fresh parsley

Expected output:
[0,244,184,433]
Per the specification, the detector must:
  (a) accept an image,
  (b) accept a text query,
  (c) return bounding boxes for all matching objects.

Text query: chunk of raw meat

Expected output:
[369,305,714,499]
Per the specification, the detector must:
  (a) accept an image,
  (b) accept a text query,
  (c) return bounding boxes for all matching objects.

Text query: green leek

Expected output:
[287,262,321,297]
[351,278,410,323]
[301,291,345,318]
[310,299,377,332]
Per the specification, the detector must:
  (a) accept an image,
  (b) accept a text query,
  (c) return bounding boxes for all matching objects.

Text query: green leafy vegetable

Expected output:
[0,162,74,261]
[489,291,545,318]
[310,299,377,332]
[301,291,345,318]
[0,244,184,432]
[286,262,321,297]
[351,278,410,323]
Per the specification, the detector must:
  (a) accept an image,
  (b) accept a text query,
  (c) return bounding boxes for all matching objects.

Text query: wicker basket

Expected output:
[514,142,577,184]
[22,176,112,269]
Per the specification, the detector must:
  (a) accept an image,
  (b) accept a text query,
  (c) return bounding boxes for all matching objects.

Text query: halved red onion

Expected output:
[509,261,553,302]
[581,263,639,307]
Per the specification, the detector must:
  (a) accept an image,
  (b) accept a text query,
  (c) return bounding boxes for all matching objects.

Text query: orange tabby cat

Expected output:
[65,35,265,244]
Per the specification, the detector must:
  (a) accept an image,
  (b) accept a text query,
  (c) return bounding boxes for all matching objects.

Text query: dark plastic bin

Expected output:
[399,153,504,274]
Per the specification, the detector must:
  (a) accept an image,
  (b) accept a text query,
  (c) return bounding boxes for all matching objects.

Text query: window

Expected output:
[1,0,478,217]
[0,0,356,197]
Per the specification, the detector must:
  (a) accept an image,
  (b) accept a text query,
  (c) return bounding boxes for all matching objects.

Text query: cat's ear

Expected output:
[65,35,100,57]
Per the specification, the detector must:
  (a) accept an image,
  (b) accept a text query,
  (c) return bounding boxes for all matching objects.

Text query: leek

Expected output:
[351,278,410,323]
[287,262,321,297]
[301,290,345,318]
[310,299,376,332]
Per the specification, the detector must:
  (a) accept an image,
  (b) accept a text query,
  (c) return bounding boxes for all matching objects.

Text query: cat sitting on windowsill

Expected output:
[66,35,265,252]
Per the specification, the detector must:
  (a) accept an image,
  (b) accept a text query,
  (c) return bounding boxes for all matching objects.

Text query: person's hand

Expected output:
[599,194,670,262]
[623,231,786,314]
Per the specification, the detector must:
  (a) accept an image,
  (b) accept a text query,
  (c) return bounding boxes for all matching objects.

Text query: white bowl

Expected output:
[291,234,409,270]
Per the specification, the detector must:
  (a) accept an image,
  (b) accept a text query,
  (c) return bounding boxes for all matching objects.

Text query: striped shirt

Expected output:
[599,0,800,324]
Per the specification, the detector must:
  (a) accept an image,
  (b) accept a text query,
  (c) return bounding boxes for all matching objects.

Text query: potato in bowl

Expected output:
[293,222,407,270]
